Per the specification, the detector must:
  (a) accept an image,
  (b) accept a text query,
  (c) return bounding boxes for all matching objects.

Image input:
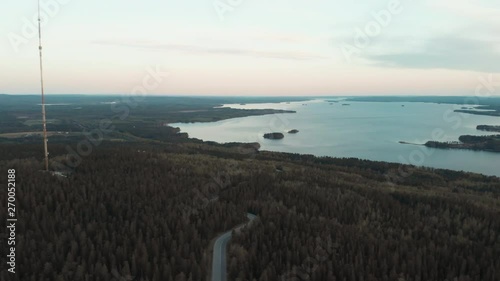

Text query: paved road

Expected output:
[211,213,257,281]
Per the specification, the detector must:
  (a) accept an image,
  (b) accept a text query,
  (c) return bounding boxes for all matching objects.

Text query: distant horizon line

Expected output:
[1,93,496,98]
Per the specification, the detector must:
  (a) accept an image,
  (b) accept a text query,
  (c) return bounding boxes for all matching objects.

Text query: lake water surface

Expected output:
[172,100,500,177]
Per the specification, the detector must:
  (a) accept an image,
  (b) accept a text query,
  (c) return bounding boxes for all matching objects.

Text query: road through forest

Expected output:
[211,213,257,281]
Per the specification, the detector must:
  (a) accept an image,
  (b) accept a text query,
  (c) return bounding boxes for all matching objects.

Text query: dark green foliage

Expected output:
[263,133,285,140]
[0,145,248,281]
[426,135,500,152]
[477,125,500,132]
[0,142,499,281]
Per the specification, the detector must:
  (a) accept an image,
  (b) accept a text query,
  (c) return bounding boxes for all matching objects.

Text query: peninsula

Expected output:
[425,135,500,153]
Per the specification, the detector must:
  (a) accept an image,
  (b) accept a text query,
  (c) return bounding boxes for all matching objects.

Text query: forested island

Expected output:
[263,132,284,139]
[477,125,500,132]
[1,95,499,281]
[422,123,500,153]
[425,134,500,152]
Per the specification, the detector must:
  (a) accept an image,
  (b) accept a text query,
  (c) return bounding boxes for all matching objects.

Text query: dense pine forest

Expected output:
[0,141,499,281]
[1,95,499,281]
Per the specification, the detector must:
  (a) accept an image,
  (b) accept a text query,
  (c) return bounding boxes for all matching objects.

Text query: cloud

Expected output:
[364,37,500,73]
[430,0,500,25]
[93,40,328,61]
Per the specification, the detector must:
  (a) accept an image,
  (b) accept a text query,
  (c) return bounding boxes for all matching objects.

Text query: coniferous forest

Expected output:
[0,141,499,281]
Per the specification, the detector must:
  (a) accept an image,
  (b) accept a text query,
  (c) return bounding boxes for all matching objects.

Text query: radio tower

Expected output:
[38,0,49,171]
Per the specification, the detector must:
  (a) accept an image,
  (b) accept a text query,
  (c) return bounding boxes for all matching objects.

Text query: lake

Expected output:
[171,100,500,177]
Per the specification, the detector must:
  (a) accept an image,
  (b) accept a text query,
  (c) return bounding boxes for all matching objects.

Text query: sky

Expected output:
[1,0,499,96]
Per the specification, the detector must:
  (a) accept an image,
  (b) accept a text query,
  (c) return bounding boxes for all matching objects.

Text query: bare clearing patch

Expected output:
[0,131,76,138]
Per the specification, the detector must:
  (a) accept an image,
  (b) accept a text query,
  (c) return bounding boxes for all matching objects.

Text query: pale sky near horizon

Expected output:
[1,0,499,96]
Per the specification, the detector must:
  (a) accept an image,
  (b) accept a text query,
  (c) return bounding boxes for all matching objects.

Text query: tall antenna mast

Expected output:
[38,0,49,171]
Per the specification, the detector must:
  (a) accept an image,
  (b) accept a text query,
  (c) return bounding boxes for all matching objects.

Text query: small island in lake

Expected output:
[288,129,299,134]
[477,125,500,132]
[263,132,285,140]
